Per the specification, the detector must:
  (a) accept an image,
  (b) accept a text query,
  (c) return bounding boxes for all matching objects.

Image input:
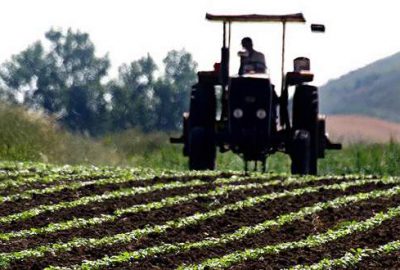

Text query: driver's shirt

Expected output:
[239,50,266,75]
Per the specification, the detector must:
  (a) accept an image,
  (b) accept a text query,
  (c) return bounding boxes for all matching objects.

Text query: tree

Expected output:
[109,49,197,132]
[153,49,197,131]
[107,50,197,131]
[108,54,157,132]
[0,29,198,134]
[0,42,47,107]
[163,49,197,91]
[0,28,110,135]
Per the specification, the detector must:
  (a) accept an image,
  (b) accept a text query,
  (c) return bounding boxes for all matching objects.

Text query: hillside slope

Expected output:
[320,51,400,122]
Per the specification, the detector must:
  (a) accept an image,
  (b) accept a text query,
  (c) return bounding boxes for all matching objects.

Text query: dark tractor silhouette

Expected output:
[171,13,341,175]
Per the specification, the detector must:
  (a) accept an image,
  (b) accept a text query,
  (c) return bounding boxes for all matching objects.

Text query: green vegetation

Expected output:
[103,131,400,175]
[0,23,399,270]
[116,140,400,175]
[319,141,400,175]
[0,179,207,225]
[0,29,196,136]
[320,51,400,122]
[0,162,399,269]
[290,240,400,270]
[0,168,115,191]
[71,184,400,270]
[0,177,274,241]
[1,101,400,175]
[0,104,123,165]
[0,29,399,175]
[180,204,400,270]
[1,177,395,266]
[1,28,399,178]
[1,174,368,241]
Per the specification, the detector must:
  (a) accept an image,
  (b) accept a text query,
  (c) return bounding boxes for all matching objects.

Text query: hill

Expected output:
[326,115,400,144]
[319,51,400,122]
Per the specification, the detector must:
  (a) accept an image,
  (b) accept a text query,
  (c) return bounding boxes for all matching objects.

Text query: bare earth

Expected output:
[326,115,400,144]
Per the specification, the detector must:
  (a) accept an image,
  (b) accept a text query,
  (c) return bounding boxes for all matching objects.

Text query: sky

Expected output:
[0,0,400,88]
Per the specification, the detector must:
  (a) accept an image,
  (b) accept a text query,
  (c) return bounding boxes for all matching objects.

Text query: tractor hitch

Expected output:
[326,140,342,150]
[170,136,184,144]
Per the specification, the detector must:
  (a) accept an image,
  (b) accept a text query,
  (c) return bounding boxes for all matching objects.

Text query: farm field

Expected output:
[0,162,399,269]
[326,115,400,143]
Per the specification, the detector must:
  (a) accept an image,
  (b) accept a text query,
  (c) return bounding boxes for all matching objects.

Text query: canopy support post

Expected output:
[222,21,226,48]
[280,21,287,95]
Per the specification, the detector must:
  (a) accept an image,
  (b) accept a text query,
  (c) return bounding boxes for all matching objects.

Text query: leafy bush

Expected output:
[0,103,121,165]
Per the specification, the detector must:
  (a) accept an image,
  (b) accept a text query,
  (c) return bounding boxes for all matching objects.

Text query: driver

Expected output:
[238,37,266,75]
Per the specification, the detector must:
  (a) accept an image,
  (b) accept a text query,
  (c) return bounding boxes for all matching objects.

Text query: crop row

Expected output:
[0,170,116,192]
[0,165,229,191]
[0,162,143,176]
[0,162,104,179]
[0,171,180,204]
[0,177,396,267]
[289,239,400,270]
[0,174,265,225]
[0,179,282,241]
[52,184,400,269]
[0,164,146,190]
[0,170,136,198]
[0,179,207,225]
[0,172,331,194]
[178,204,400,269]
[1,163,232,182]
[2,171,283,203]
[0,173,375,240]
[0,160,375,189]
[0,161,52,173]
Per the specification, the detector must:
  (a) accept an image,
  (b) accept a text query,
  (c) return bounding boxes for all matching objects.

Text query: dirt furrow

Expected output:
[355,251,400,269]
[0,175,348,232]
[227,204,400,269]
[0,174,234,216]
[0,180,307,251]
[15,182,392,269]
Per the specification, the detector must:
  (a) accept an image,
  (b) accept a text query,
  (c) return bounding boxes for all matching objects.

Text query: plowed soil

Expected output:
[1,169,399,270]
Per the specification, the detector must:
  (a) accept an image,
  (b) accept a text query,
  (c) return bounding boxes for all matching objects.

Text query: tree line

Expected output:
[0,29,197,136]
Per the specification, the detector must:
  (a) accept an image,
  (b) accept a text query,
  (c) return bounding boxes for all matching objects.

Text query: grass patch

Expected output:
[1,103,400,175]
[0,104,121,166]
[105,130,400,175]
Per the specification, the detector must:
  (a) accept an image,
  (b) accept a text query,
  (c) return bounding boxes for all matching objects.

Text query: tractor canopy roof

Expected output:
[205,13,306,23]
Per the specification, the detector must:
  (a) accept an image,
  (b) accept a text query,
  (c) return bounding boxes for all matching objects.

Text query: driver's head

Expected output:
[241,37,253,51]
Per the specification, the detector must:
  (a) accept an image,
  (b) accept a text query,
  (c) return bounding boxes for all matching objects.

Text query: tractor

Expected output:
[170,13,341,175]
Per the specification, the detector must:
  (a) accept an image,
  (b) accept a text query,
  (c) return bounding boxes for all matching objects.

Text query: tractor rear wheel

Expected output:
[291,129,311,175]
[188,127,216,170]
[292,85,319,175]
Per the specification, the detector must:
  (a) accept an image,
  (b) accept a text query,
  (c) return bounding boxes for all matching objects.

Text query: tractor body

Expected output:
[170,13,341,174]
